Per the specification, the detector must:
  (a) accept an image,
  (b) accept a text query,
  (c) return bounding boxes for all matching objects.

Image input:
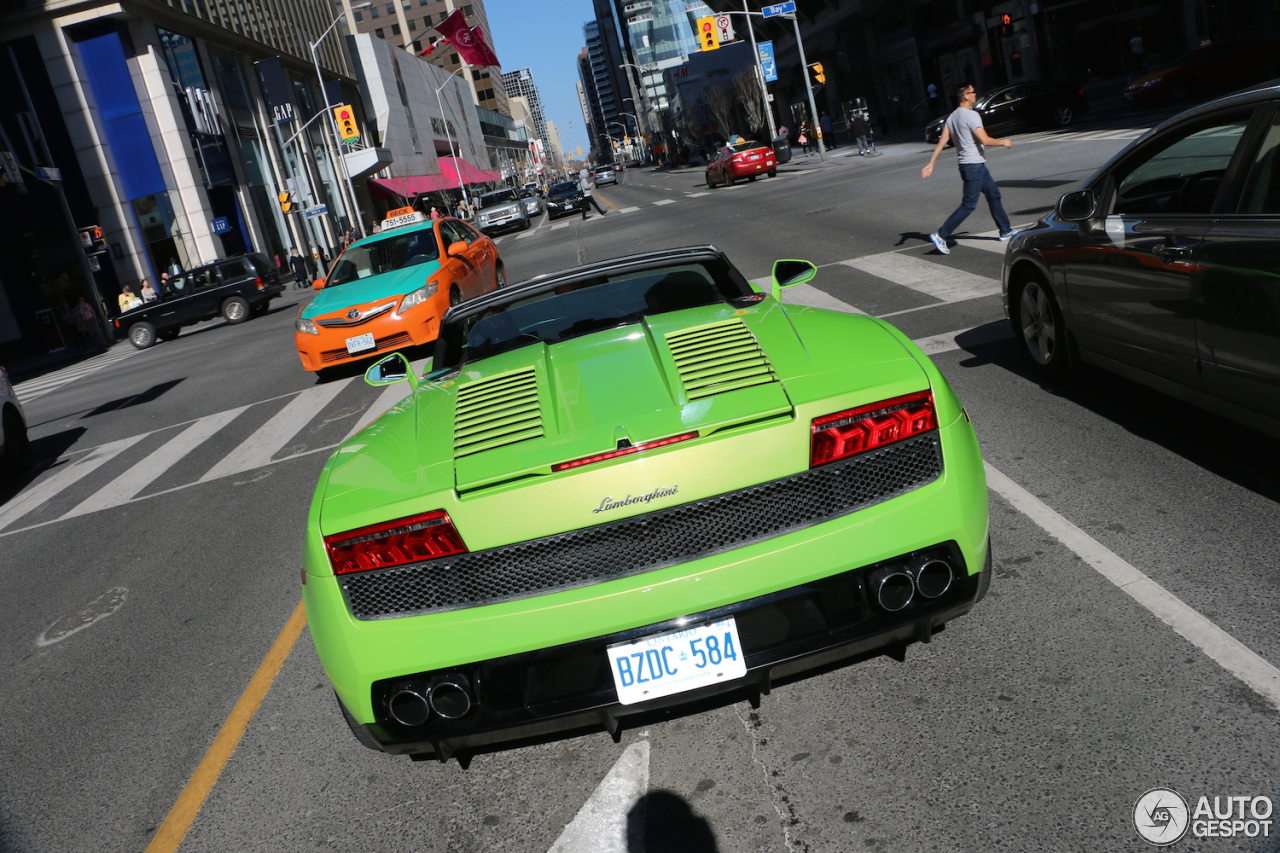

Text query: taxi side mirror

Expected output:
[447,241,468,257]
[311,278,325,291]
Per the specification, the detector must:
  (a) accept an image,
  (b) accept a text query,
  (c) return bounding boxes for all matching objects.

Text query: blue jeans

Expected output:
[939,162,1011,239]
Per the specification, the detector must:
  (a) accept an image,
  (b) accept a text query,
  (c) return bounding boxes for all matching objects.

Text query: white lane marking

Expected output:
[551,221,574,231]
[200,379,353,483]
[842,252,999,302]
[985,463,1280,711]
[652,199,677,206]
[12,346,141,402]
[345,380,413,440]
[687,192,710,198]
[548,739,650,853]
[64,406,249,518]
[0,436,140,532]
[953,229,1010,255]
[36,587,127,647]
[616,206,640,214]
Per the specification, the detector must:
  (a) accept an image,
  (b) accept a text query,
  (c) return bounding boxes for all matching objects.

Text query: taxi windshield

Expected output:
[325,229,439,287]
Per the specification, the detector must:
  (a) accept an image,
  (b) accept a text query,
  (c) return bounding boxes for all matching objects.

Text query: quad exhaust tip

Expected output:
[387,673,475,726]
[867,565,915,612]
[388,688,431,727]
[911,558,953,599]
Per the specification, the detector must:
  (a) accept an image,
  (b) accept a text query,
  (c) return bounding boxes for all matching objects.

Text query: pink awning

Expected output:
[367,157,499,201]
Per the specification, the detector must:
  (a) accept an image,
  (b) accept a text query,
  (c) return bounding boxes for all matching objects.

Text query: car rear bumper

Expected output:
[349,541,990,760]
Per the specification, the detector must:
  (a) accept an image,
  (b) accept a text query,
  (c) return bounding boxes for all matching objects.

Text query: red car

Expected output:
[1125,39,1280,104]
[705,140,777,187]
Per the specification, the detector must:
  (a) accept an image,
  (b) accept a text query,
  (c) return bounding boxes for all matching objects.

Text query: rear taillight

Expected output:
[810,391,936,467]
[552,432,699,472]
[255,276,264,290]
[324,510,467,575]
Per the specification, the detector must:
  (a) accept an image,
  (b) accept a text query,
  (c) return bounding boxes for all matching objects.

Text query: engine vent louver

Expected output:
[453,367,544,457]
[666,320,777,400]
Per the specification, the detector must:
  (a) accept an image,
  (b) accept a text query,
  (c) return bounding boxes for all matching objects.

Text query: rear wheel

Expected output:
[747,175,757,182]
[495,265,507,289]
[128,321,156,349]
[222,296,249,324]
[2,407,32,476]
[1012,274,1070,377]
[1053,105,1074,126]
[725,171,736,187]
[706,172,716,188]
[768,169,777,178]
[449,286,461,307]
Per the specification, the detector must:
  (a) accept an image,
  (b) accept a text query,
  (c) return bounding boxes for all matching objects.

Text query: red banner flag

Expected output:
[430,8,500,68]
[418,37,446,58]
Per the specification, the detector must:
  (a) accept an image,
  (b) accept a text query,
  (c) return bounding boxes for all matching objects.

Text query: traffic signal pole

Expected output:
[789,12,826,162]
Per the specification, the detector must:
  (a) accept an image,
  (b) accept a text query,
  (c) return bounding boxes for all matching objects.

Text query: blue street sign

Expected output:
[304,205,329,218]
[762,1,796,18]
[757,41,778,82]
[211,216,231,234]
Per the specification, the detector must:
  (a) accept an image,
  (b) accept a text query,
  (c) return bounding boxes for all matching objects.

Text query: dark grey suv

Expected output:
[1002,81,1280,438]
[116,252,286,349]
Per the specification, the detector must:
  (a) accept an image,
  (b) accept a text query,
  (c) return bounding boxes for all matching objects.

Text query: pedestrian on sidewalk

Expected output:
[851,111,871,155]
[797,122,811,155]
[289,247,313,289]
[820,112,836,149]
[921,82,1013,255]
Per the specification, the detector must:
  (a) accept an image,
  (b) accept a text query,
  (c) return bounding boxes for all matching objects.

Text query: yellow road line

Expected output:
[145,599,308,852]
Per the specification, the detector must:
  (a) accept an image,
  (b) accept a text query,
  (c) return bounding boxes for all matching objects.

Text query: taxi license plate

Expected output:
[345,333,375,354]
[749,154,761,160]
[607,617,746,705]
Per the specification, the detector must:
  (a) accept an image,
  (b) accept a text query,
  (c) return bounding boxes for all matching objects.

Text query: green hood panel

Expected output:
[316,301,932,546]
[300,260,442,319]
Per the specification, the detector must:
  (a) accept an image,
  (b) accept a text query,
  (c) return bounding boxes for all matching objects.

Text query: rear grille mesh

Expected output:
[341,433,943,619]
[453,368,544,457]
[665,320,777,400]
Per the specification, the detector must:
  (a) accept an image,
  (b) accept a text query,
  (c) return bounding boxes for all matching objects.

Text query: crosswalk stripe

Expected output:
[12,346,140,402]
[199,379,353,483]
[842,252,999,302]
[63,406,249,519]
[616,206,640,214]
[955,229,1011,255]
[686,192,710,198]
[0,436,140,532]
[653,199,676,206]
[551,221,574,231]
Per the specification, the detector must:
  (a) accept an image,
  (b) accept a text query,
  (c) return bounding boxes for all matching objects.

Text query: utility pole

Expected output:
[742,1,778,142]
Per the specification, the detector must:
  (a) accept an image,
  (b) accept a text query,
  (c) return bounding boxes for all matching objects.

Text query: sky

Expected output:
[484,0,597,158]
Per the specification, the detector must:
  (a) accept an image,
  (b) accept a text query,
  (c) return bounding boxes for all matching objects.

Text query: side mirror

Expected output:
[364,352,418,390]
[771,259,817,305]
[447,241,468,257]
[1056,189,1098,222]
[311,278,325,291]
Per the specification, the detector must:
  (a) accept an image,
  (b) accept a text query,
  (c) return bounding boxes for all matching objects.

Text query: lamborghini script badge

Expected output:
[593,485,679,514]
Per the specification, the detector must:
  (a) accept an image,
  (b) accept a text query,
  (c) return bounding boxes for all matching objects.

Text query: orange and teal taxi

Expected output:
[294,209,506,373]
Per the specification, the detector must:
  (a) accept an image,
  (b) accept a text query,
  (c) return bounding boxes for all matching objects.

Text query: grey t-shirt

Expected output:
[946,107,986,164]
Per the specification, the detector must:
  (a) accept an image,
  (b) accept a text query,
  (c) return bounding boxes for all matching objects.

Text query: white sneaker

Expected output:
[998,230,1014,241]
[929,233,950,255]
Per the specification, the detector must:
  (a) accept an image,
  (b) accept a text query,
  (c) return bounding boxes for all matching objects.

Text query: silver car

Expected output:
[1,365,31,477]
[475,189,531,235]
[519,188,543,217]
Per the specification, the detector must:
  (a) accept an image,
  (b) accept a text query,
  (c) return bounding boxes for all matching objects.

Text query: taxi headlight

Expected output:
[296,318,318,335]
[398,282,438,313]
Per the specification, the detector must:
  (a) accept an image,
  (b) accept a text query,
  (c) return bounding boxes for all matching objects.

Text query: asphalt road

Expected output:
[2,114,1278,853]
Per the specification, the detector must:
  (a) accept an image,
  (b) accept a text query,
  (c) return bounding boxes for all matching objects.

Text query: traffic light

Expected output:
[333,104,360,142]
[78,226,105,251]
[278,191,295,213]
[810,63,826,85]
[697,16,719,51]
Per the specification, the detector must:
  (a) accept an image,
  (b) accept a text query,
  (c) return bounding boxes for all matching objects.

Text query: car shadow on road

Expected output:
[0,426,86,509]
[955,334,1280,502]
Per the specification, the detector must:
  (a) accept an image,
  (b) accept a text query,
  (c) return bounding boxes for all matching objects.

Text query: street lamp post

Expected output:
[310,2,371,237]
[433,66,473,216]
[619,112,647,162]
[618,63,656,153]
[715,9,783,155]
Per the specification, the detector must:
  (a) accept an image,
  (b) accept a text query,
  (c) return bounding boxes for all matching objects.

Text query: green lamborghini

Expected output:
[303,246,990,761]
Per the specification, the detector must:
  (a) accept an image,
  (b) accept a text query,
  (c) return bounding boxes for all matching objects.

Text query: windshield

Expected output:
[434,259,753,371]
[480,190,519,208]
[324,228,439,287]
[730,141,761,153]
[549,181,578,196]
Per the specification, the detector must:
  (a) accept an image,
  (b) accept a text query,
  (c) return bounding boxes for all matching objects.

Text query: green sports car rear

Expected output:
[302,247,990,761]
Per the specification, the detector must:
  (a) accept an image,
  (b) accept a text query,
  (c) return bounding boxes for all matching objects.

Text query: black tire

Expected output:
[2,406,32,476]
[251,301,270,317]
[768,169,777,178]
[449,286,461,307]
[495,265,507,289]
[520,217,530,231]
[1053,105,1074,126]
[706,172,716,188]
[222,296,249,324]
[157,327,181,341]
[725,171,736,187]
[747,175,757,182]
[128,321,157,349]
[1012,274,1070,377]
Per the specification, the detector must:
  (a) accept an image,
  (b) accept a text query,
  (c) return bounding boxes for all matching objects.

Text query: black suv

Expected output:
[116,253,286,349]
[546,180,585,219]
